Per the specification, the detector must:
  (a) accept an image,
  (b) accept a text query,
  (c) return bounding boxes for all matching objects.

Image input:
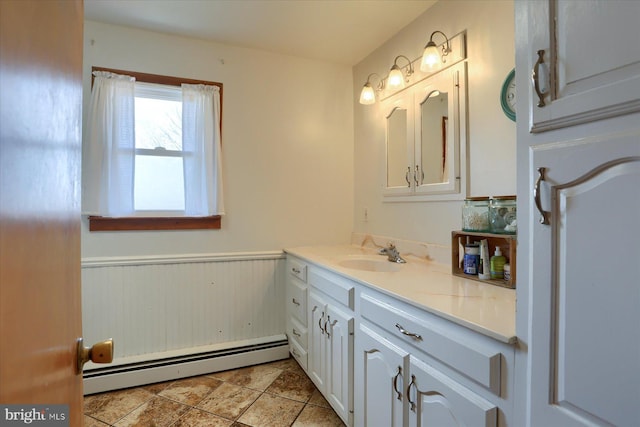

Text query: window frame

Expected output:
[88,67,223,231]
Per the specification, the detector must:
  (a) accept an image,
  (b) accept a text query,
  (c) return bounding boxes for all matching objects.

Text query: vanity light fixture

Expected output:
[387,55,414,90]
[359,73,384,105]
[420,30,451,71]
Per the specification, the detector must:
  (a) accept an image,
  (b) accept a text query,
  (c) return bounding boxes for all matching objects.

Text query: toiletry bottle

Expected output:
[478,240,490,280]
[463,243,480,275]
[490,246,506,279]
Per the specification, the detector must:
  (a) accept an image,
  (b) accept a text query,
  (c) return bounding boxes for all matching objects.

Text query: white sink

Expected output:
[338,256,402,272]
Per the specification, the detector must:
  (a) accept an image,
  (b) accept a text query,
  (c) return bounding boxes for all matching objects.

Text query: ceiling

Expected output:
[84,0,437,66]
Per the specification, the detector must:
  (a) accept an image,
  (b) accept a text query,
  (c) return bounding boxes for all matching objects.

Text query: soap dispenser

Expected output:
[490,246,506,279]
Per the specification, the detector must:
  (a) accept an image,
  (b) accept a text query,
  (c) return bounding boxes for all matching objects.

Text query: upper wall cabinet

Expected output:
[383,62,468,201]
[525,0,640,132]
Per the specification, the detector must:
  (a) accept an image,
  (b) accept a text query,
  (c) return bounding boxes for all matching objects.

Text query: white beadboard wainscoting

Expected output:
[81,251,289,394]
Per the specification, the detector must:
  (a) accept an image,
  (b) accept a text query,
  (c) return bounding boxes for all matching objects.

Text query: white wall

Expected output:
[353,0,515,247]
[82,21,354,258]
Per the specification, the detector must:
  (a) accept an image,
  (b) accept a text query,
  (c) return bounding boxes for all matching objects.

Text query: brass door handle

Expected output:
[77,337,113,373]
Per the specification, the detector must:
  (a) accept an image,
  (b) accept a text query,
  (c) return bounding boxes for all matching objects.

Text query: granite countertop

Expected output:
[285,244,517,344]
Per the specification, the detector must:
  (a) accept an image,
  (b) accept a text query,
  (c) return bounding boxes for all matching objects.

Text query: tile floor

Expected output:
[83,357,345,427]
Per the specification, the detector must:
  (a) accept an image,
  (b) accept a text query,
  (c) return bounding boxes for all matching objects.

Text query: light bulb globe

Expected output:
[420,41,441,72]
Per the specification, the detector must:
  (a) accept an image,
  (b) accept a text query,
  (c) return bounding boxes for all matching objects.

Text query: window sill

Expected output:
[88,215,221,231]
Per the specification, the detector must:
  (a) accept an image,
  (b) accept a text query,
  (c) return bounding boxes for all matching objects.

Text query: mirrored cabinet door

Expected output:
[413,62,465,196]
[418,90,448,186]
[383,91,414,196]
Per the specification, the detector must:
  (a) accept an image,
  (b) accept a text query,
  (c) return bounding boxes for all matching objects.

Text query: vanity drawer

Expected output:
[287,258,307,282]
[360,293,502,395]
[308,268,355,310]
[287,316,308,349]
[290,338,308,371]
[288,280,307,325]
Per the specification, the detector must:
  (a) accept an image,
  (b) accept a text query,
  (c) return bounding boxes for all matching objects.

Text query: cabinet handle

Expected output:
[393,367,403,401]
[292,298,300,306]
[292,348,301,358]
[292,328,301,337]
[324,316,331,339]
[405,166,411,187]
[319,312,325,334]
[415,165,423,186]
[407,374,417,412]
[534,167,550,225]
[292,267,301,274]
[532,49,549,108]
[326,318,338,340]
[395,323,422,341]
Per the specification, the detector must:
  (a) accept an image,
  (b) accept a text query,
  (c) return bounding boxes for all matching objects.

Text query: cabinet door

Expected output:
[408,356,497,427]
[355,324,409,427]
[523,0,640,132]
[413,63,465,197]
[326,304,354,425]
[528,134,640,426]
[382,90,414,196]
[308,290,327,391]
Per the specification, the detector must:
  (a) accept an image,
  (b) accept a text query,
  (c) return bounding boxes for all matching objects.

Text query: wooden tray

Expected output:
[451,230,516,289]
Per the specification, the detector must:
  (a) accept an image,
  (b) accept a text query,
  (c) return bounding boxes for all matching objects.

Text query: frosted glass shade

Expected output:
[420,42,441,71]
[359,83,376,105]
[387,66,405,89]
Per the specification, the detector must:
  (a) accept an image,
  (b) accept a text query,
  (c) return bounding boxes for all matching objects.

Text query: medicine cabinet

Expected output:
[382,61,468,201]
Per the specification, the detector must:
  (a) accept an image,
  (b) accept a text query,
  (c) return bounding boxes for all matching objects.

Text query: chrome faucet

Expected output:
[378,243,406,264]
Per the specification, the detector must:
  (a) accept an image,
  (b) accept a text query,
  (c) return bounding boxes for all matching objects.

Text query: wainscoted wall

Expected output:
[81,252,286,369]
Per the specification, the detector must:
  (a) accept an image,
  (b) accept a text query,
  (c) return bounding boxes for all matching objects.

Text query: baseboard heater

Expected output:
[83,338,290,395]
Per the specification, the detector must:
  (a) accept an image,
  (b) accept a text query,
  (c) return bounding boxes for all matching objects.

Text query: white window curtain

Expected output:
[82,71,136,217]
[182,84,225,216]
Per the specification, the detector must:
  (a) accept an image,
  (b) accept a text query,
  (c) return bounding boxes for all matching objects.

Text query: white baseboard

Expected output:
[83,341,289,395]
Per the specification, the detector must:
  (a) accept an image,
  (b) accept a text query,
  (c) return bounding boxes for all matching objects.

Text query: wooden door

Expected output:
[0,0,84,425]
[355,324,408,427]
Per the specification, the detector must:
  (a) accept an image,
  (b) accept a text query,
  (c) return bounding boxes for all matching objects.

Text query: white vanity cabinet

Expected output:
[355,291,513,427]
[285,253,515,427]
[307,265,355,426]
[286,257,308,370]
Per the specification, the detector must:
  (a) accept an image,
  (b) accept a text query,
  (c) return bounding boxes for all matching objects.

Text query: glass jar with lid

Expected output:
[489,195,517,234]
[462,197,490,231]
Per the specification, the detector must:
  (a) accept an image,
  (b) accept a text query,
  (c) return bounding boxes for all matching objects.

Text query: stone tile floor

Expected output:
[84,358,345,427]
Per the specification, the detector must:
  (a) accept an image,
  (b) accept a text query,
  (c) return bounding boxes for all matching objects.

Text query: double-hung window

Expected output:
[83,68,224,231]
[134,82,185,212]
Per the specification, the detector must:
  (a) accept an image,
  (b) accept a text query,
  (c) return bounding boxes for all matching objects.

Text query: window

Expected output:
[134,83,185,212]
[84,68,224,231]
